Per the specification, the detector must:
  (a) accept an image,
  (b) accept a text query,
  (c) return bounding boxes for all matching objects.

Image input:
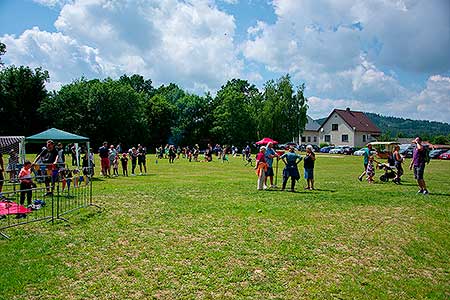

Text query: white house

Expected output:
[298,115,320,145]
[318,108,381,147]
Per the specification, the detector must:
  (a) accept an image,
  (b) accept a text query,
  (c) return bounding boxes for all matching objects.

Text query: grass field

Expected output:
[0,153,449,299]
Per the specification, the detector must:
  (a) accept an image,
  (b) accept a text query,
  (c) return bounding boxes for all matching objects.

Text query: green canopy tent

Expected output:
[26,128,89,143]
[25,128,90,167]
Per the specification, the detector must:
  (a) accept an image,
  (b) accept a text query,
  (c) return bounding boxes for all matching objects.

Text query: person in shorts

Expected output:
[98,142,110,177]
[409,137,429,195]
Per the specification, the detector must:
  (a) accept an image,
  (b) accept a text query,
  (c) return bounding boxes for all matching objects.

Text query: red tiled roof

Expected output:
[320,108,381,134]
[335,109,381,133]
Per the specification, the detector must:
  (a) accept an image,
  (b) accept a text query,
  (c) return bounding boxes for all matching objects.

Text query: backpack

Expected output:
[424,146,430,164]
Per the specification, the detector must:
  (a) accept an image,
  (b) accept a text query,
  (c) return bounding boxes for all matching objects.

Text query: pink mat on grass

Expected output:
[0,201,32,215]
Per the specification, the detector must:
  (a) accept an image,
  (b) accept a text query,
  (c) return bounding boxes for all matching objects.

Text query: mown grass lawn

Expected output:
[0,153,449,299]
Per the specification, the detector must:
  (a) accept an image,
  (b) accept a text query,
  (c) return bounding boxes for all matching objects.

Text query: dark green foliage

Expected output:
[259,75,308,142]
[0,65,49,135]
[39,78,148,147]
[211,79,260,145]
[366,113,450,139]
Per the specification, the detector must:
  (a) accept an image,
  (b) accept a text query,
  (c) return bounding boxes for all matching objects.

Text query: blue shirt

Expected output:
[363,147,370,165]
[281,152,302,166]
[265,148,276,167]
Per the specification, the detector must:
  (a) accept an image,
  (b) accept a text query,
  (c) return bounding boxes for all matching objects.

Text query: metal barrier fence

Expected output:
[0,164,99,239]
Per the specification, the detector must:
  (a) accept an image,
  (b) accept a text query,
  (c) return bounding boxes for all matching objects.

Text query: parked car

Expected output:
[399,144,414,158]
[343,147,356,155]
[353,149,376,156]
[278,142,298,150]
[438,150,450,160]
[429,149,448,159]
[320,146,334,153]
[353,149,366,156]
[329,146,347,154]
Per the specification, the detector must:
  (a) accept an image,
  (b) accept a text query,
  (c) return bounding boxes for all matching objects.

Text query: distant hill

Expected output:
[315,113,450,138]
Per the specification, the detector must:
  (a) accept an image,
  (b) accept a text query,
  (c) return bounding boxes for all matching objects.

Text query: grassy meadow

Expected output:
[0,153,449,299]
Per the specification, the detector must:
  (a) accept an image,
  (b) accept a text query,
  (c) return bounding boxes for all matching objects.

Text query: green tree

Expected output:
[144,94,176,146]
[0,65,49,135]
[39,78,148,146]
[171,93,212,145]
[211,79,259,145]
[260,75,308,142]
[119,74,155,96]
[432,135,449,145]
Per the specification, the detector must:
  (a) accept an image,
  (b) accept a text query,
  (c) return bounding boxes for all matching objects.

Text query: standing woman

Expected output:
[392,145,403,184]
[304,145,316,190]
[280,146,302,192]
[255,146,268,190]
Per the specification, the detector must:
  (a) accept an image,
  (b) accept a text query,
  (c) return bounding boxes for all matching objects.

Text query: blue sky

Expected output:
[1,0,449,123]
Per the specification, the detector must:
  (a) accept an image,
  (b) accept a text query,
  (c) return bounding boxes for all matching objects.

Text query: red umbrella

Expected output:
[255,137,278,145]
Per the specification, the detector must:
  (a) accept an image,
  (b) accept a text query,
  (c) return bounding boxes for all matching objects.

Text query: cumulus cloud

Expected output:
[1,27,102,90]
[243,0,450,122]
[4,0,244,93]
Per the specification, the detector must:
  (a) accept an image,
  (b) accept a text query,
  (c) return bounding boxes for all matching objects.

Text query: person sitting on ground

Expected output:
[280,146,302,192]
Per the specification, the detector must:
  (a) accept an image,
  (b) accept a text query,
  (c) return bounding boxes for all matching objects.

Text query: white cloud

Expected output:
[33,0,73,8]
[1,27,102,90]
[3,0,244,93]
[308,75,450,123]
[242,0,450,122]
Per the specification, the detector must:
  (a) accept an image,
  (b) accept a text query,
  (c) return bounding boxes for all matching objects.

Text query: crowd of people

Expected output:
[0,136,431,203]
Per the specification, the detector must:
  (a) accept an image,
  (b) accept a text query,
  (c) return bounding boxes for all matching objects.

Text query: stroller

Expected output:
[375,155,399,183]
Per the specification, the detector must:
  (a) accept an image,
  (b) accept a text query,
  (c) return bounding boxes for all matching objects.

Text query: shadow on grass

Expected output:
[429,192,450,198]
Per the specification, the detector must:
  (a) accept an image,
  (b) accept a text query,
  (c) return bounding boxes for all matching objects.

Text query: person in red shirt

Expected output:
[18,161,35,219]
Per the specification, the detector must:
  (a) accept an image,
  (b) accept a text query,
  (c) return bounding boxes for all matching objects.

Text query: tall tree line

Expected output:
[1,63,308,148]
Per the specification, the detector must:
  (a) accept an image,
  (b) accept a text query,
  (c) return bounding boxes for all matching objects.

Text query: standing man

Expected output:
[35,140,59,196]
[137,144,147,175]
[98,141,110,177]
[264,142,278,188]
[358,143,373,181]
[409,137,429,195]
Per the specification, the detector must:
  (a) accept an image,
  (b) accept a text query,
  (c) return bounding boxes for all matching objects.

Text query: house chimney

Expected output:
[346,107,350,112]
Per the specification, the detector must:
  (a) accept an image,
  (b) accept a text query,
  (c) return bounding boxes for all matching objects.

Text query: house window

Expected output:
[342,134,348,142]
[332,124,338,131]
[363,135,366,142]
[307,136,311,142]
[313,136,317,143]
[301,136,306,143]
[325,135,331,142]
